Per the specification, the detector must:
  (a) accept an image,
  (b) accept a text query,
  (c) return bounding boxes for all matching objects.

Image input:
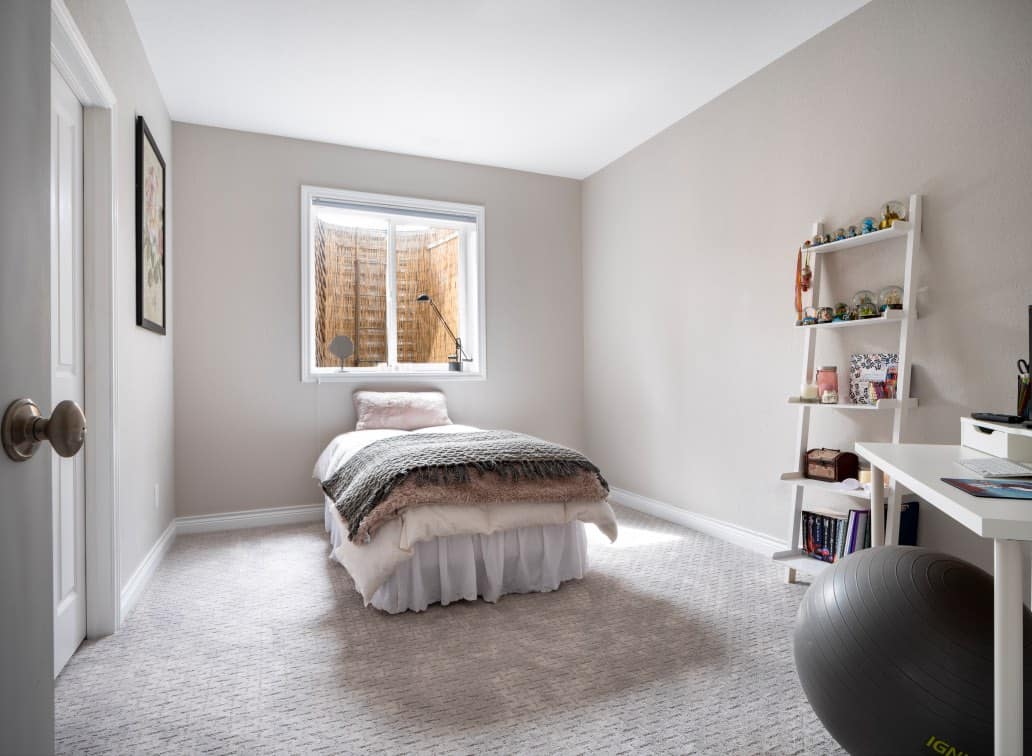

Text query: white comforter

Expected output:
[313,425,618,603]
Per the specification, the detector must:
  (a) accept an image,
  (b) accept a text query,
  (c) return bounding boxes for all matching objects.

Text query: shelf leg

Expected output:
[870,466,885,547]
[994,538,1023,755]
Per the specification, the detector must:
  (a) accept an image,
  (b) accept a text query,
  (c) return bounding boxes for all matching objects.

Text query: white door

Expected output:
[1,3,58,748]
[51,65,86,677]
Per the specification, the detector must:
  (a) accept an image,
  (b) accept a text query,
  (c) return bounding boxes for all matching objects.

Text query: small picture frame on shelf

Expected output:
[849,353,899,405]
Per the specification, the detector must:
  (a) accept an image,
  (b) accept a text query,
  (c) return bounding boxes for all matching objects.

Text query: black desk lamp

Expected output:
[416,293,472,371]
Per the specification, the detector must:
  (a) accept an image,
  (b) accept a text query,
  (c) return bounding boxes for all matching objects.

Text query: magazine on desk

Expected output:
[942,478,1032,499]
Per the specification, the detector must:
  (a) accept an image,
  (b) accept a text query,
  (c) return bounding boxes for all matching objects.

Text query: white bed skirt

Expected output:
[325,505,589,614]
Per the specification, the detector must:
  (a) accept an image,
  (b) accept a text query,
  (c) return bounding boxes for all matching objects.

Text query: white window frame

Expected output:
[300,185,486,382]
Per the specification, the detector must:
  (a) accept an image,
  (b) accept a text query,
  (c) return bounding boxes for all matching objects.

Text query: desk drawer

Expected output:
[961,419,1032,461]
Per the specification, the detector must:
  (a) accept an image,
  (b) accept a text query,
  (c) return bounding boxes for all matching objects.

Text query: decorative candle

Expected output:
[816,366,839,402]
[800,383,819,402]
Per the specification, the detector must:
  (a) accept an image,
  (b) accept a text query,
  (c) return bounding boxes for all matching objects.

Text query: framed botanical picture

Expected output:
[135,115,166,334]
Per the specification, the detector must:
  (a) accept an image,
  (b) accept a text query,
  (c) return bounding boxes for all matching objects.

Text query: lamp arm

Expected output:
[422,296,473,363]
[427,299,459,344]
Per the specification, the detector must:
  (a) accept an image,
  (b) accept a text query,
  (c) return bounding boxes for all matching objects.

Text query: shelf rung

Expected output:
[794,308,908,330]
[771,550,834,574]
[779,472,877,501]
[807,221,911,254]
[787,396,918,410]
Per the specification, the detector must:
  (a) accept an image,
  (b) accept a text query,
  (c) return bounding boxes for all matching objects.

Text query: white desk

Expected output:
[856,442,1032,756]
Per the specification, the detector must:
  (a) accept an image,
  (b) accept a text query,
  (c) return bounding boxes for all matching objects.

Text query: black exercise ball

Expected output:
[793,545,1032,755]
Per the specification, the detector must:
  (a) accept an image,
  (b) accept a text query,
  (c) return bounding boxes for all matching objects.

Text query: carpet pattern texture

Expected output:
[55,505,841,754]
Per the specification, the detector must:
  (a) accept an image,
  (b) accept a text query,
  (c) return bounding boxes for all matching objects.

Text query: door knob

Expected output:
[2,398,87,462]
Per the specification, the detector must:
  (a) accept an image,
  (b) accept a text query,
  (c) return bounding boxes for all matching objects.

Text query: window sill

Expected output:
[304,368,486,383]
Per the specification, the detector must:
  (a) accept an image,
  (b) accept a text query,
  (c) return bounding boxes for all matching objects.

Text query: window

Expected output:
[301,186,485,381]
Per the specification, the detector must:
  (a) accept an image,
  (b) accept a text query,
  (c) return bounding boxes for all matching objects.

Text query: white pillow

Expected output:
[353,391,453,431]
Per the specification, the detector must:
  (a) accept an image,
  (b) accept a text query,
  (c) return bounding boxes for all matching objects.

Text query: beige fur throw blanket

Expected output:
[321,431,609,543]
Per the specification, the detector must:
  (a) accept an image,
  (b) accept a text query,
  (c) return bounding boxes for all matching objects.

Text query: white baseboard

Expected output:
[119,495,777,620]
[176,503,324,535]
[609,486,786,558]
[118,503,324,623]
[120,518,176,621]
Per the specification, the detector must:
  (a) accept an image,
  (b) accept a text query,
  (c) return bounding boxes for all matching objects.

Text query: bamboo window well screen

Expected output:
[314,220,460,367]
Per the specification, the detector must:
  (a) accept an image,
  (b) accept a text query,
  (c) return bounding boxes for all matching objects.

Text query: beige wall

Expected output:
[582,0,1032,570]
[171,0,1030,568]
[172,124,582,517]
[66,0,176,589]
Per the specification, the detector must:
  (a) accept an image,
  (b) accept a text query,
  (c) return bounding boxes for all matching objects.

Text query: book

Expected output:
[844,510,859,555]
[815,514,825,560]
[839,508,871,556]
[800,503,908,563]
[837,513,854,561]
[852,510,870,553]
[802,509,849,563]
[897,498,920,545]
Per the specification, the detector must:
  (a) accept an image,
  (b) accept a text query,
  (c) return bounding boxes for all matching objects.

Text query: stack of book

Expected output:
[802,499,920,563]
[802,508,870,563]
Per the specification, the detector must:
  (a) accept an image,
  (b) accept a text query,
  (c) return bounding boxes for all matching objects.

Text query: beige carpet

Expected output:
[55,505,841,754]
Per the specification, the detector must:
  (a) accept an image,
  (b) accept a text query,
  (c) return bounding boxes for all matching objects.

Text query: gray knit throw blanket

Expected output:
[322,430,609,543]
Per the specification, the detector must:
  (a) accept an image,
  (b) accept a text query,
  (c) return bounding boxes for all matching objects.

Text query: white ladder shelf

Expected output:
[773,194,922,583]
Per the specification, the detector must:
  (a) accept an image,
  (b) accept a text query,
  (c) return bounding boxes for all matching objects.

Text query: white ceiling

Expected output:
[127,0,867,179]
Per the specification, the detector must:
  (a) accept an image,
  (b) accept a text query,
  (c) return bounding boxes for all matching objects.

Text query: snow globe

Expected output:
[879,285,904,311]
[852,290,879,319]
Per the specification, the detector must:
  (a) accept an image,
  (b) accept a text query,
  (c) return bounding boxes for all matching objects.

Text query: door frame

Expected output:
[51,0,120,637]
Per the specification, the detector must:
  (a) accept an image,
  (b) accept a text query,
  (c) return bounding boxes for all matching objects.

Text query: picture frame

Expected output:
[135,114,166,334]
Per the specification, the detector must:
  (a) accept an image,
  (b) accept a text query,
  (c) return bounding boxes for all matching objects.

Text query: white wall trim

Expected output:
[119,519,175,621]
[176,503,324,535]
[116,503,325,621]
[608,487,787,558]
[52,0,122,639]
[115,493,782,620]
[51,0,116,107]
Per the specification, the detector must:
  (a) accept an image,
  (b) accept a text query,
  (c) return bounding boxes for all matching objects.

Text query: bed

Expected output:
[313,393,618,613]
